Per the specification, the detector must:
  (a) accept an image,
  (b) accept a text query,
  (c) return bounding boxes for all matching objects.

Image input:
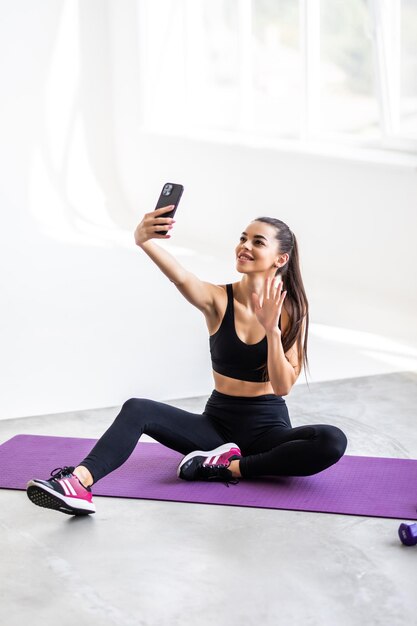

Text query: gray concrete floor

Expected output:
[1,374,417,626]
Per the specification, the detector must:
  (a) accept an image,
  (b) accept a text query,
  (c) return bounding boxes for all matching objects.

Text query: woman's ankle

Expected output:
[228,459,242,478]
[73,466,94,488]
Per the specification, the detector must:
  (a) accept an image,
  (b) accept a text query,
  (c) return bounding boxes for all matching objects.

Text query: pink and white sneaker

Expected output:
[177,443,242,485]
[26,466,95,516]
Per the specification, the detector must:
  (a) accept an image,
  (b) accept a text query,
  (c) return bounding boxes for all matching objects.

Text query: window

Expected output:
[137,0,417,154]
[320,0,379,139]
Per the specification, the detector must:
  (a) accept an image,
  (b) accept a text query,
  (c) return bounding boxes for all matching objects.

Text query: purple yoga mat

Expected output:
[1,434,416,519]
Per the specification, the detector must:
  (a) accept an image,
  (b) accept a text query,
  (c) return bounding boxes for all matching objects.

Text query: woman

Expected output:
[26,205,347,515]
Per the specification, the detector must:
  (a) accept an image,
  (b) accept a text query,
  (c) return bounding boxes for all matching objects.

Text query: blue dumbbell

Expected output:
[398,523,417,546]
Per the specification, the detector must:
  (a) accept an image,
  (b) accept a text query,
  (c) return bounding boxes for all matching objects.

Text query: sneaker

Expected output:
[26,466,95,516]
[177,443,242,485]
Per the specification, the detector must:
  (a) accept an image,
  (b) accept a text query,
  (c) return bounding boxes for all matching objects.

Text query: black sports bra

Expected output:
[209,283,278,383]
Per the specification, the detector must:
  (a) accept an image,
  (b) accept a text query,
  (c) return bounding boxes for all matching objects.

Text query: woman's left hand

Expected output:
[251,277,287,333]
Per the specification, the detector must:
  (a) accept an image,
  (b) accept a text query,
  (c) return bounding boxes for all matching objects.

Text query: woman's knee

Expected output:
[120,397,155,418]
[319,425,348,461]
[122,397,143,411]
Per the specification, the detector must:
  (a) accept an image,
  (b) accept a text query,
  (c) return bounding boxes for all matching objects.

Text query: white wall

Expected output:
[1,1,416,420]
[0,0,217,419]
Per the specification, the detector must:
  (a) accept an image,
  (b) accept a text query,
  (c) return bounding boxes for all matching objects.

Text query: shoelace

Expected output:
[50,466,75,480]
[202,464,240,488]
[208,476,240,488]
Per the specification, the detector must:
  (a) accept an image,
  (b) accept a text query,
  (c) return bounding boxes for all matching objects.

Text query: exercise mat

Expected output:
[1,434,416,520]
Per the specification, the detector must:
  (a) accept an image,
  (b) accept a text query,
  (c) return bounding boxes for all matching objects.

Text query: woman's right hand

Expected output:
[134,206,176,246]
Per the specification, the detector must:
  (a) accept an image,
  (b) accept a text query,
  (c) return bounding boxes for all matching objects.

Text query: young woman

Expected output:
[27,206,347,515]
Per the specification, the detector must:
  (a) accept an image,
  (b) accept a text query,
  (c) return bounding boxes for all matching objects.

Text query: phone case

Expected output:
[155,182,184,235]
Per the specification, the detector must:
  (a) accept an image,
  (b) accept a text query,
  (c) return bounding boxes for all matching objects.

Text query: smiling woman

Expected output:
[207,217,309,399]
[239,216,309,377]
[26,205,347,517]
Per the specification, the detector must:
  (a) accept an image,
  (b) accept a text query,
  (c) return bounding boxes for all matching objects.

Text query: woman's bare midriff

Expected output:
[212,370,277,397]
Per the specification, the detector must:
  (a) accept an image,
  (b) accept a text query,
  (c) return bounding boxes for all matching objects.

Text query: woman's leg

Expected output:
[27,398,230,515]
[77,397,227,484]
[237,424,348,478]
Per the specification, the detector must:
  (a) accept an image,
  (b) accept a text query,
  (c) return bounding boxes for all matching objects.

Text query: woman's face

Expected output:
[235,221,285,274]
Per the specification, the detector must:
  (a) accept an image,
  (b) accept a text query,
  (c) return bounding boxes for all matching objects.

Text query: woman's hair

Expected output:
[254,216,310,380]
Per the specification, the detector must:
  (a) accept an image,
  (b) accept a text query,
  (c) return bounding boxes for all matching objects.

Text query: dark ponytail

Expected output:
[255,217,310,380]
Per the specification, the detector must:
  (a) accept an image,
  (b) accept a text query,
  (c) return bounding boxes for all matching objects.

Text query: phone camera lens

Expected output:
[163,184,173,196]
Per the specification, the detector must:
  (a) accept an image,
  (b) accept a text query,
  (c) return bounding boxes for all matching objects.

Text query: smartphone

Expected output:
[154,182,184,235]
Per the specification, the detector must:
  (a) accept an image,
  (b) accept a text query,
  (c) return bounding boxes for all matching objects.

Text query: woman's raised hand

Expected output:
[251,276,287,333]
[134,206,176,246]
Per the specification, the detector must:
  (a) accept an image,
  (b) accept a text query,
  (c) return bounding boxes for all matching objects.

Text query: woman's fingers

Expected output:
[273,278,283,301]
[142,205,174,222]
[270,278,287,307]
[153,217,176,223]
[148,211,175,233]
[260,276,283,303]
[134,206,176,245]
[153,227,174,235]
[266,276,281,301]
[264,276,271,300]
[275,281,287,305]
[153,205,175,216]
[257,277,287,311]
[266,276,283,298]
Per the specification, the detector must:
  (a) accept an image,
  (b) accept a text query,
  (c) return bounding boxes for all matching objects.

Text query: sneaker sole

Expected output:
[177,442,240,478]
[26,483,95,516]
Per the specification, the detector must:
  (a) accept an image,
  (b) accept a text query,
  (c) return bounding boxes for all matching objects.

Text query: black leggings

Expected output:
[80,390,348,484]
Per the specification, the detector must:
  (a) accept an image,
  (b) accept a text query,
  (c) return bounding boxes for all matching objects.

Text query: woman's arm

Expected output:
[134,206,218,315]
[265,328,299,396]
[268,303,307,395]
[252,277,304,396]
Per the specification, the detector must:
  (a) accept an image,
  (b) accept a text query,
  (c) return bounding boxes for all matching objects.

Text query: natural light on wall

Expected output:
[138,0,417,154]
[29,1,132,248]
[310,324,417,373]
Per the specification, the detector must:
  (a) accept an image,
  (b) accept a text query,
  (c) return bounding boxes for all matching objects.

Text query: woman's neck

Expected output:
[235,273,278,310]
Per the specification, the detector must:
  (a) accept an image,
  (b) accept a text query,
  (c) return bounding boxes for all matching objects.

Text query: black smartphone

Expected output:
[154,182,184,235]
